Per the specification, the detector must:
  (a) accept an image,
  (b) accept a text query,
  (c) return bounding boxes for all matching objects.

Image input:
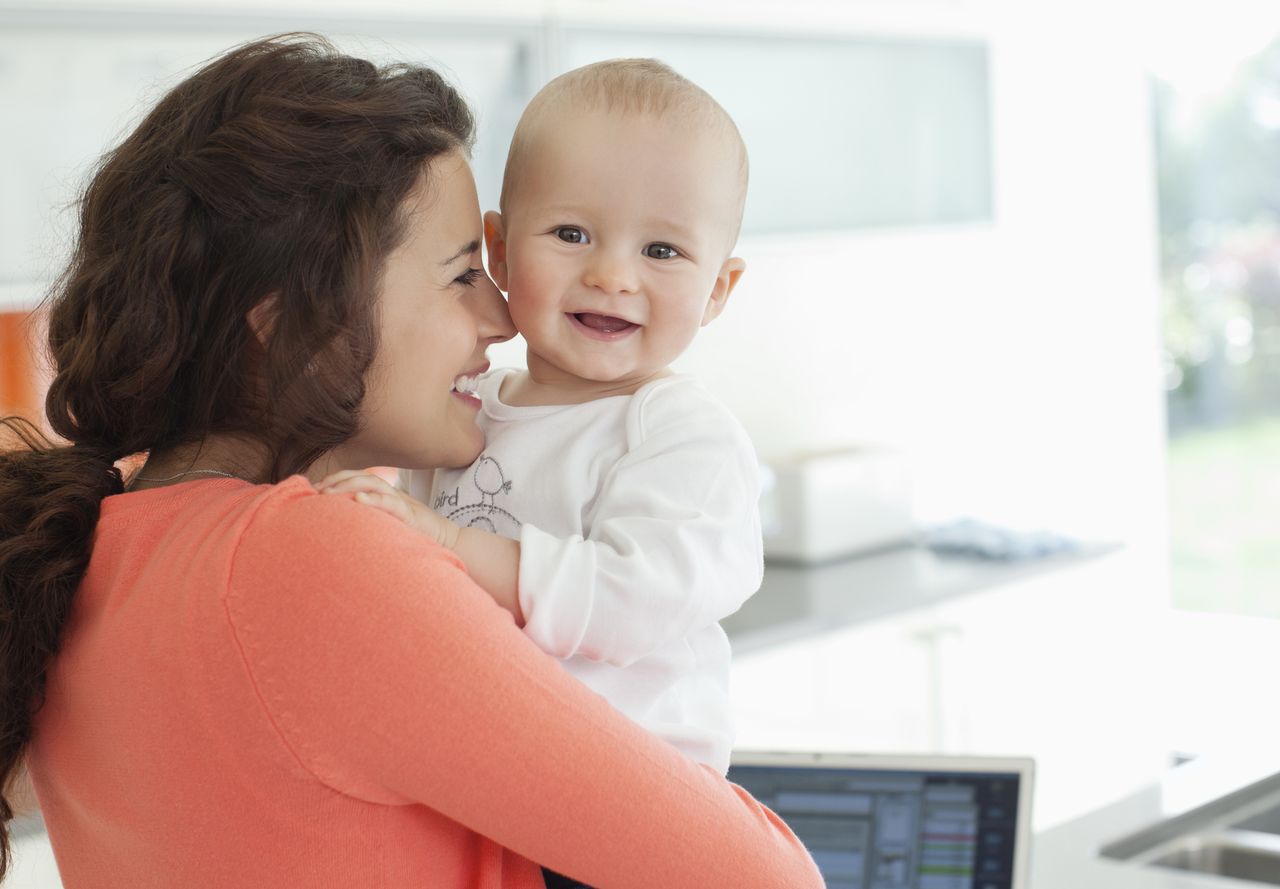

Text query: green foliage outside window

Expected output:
[1155,39,1280,615]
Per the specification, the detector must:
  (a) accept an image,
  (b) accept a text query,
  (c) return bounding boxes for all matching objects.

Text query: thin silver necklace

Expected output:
[134,468,245,483]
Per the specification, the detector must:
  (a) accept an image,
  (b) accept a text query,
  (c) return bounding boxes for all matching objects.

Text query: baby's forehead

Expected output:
[509,104,747,199]
[532,100,731,148]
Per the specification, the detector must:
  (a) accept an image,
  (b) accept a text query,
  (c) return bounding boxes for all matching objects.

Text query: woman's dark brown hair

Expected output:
[0,33,474,877]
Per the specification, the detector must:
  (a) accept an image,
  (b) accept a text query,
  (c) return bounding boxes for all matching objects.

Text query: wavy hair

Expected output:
[0,33,474,877]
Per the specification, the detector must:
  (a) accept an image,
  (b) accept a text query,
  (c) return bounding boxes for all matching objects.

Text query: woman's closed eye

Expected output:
[454,267,484,287]
[554,226,588,245]
[644,243,681,260]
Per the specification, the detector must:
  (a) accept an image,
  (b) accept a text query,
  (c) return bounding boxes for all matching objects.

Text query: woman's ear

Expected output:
[483,211,510,292]
[702,257,746,326]
[246,294,279,349]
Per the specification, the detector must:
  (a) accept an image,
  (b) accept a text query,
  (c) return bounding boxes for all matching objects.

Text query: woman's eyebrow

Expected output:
[439,239,480,266]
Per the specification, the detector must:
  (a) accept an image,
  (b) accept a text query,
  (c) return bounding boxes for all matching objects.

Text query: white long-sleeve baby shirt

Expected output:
[428,368,764,772]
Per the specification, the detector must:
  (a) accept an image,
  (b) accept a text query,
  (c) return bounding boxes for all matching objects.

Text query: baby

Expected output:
[326,59,759,774]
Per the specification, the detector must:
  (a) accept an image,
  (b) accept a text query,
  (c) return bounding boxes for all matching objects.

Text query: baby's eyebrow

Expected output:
[645,218,699,242]
[439,239,480,266]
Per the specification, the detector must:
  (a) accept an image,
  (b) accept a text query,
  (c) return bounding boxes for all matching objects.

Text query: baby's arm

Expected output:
[316,470,523,623]
[519,383,763,665]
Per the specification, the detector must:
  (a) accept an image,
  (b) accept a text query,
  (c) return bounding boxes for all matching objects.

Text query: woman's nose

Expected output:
[582,252,638,294]
[474,274,516,343]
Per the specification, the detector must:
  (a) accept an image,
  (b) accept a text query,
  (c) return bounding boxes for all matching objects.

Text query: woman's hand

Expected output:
[316,470,458,549]
[318,469,524,624]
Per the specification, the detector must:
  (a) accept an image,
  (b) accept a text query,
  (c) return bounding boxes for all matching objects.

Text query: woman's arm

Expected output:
[228,486,821,889]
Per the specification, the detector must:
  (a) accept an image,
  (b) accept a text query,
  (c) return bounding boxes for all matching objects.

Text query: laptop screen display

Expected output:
[727,764,1023,889]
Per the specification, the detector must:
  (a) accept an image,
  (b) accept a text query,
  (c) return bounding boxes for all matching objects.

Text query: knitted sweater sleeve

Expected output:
[224,482,820,889]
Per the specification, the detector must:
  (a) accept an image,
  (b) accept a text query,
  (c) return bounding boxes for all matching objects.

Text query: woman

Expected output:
[0,35,821,889]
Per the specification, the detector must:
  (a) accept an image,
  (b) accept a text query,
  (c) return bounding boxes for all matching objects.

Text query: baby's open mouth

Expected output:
[572,313,636,333]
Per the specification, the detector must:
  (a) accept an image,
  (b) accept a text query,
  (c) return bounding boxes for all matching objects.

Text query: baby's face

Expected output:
[492,108,743,395]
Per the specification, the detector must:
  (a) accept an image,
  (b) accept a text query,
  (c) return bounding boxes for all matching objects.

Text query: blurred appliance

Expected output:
[761,446,914,564]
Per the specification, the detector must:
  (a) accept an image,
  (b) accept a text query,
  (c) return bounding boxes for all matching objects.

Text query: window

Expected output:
[1154,33,1280,618]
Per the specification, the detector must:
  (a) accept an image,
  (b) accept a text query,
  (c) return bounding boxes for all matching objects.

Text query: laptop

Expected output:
[728,751,1035,889]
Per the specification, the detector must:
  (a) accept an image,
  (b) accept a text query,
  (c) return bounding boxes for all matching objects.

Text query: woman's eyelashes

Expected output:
[454,267,484,287]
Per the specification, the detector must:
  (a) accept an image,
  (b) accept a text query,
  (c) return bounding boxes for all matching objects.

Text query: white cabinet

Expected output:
[0,16,539,297]
[0,29,244,289]
[731,548,1169,830]
[562,29,992,235]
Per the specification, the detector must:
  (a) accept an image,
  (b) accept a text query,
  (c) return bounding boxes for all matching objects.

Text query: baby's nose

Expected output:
[582,252,639,294]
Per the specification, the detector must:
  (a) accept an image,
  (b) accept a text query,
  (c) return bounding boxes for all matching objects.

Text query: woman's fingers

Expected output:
[314,469,367,491]
[317,472,396,496]
[315,471,433,533]
[352,489,413,524]
[316,473,416,526]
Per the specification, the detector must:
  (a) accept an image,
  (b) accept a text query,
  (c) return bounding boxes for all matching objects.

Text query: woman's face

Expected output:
[334,151,515,472]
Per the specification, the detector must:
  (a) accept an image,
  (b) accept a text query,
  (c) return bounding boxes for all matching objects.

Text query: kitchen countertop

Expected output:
[725,542,1120,654]
[1033,753,1280,889]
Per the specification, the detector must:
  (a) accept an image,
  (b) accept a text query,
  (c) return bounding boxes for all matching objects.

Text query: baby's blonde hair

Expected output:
[499,59,749,243]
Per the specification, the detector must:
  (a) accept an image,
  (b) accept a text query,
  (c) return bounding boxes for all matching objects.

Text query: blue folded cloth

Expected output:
[920,517,1081,561]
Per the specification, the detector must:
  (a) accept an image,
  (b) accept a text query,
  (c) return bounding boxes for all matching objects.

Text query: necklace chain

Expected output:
[134,468,243,483]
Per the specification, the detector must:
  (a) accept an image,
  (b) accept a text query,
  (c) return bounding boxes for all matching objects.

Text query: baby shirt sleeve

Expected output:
[517,380,764,666]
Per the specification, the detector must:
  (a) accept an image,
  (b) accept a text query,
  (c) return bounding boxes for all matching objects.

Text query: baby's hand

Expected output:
[316,470,458,548]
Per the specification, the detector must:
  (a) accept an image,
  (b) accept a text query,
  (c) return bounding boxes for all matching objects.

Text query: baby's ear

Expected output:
[702,257,746,326]
[483,211,510,292]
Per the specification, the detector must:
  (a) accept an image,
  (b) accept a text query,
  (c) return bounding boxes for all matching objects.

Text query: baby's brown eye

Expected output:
[645,243,679,260]
[556,227,587,244]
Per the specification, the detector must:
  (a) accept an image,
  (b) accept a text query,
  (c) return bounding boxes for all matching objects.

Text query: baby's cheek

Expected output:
[507,289,547,329]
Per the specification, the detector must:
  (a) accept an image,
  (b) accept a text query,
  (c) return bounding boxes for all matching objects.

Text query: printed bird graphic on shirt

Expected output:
[433,454,521,537]
[473,456,512,507]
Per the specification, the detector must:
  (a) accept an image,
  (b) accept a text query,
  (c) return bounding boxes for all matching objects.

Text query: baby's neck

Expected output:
[500,365,672,407]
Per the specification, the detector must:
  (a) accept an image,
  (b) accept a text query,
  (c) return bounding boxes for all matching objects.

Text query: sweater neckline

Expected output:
[100,475,272,516]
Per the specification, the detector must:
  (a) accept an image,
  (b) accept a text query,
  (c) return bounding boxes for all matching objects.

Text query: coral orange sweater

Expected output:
[27,477,820,888]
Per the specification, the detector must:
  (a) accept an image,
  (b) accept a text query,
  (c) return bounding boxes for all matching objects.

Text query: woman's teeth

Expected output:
[452,374,479,395]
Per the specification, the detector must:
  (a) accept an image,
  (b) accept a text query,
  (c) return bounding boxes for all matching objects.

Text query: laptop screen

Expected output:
[727,762,1025,889]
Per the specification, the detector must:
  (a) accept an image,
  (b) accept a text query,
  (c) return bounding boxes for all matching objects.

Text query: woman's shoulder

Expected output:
[224,476,475,660]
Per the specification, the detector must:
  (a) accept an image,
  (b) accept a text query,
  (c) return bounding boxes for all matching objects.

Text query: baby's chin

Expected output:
[570,368,673,395]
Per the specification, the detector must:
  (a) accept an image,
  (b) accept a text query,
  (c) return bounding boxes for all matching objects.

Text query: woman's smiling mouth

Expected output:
[450,366,486,408]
